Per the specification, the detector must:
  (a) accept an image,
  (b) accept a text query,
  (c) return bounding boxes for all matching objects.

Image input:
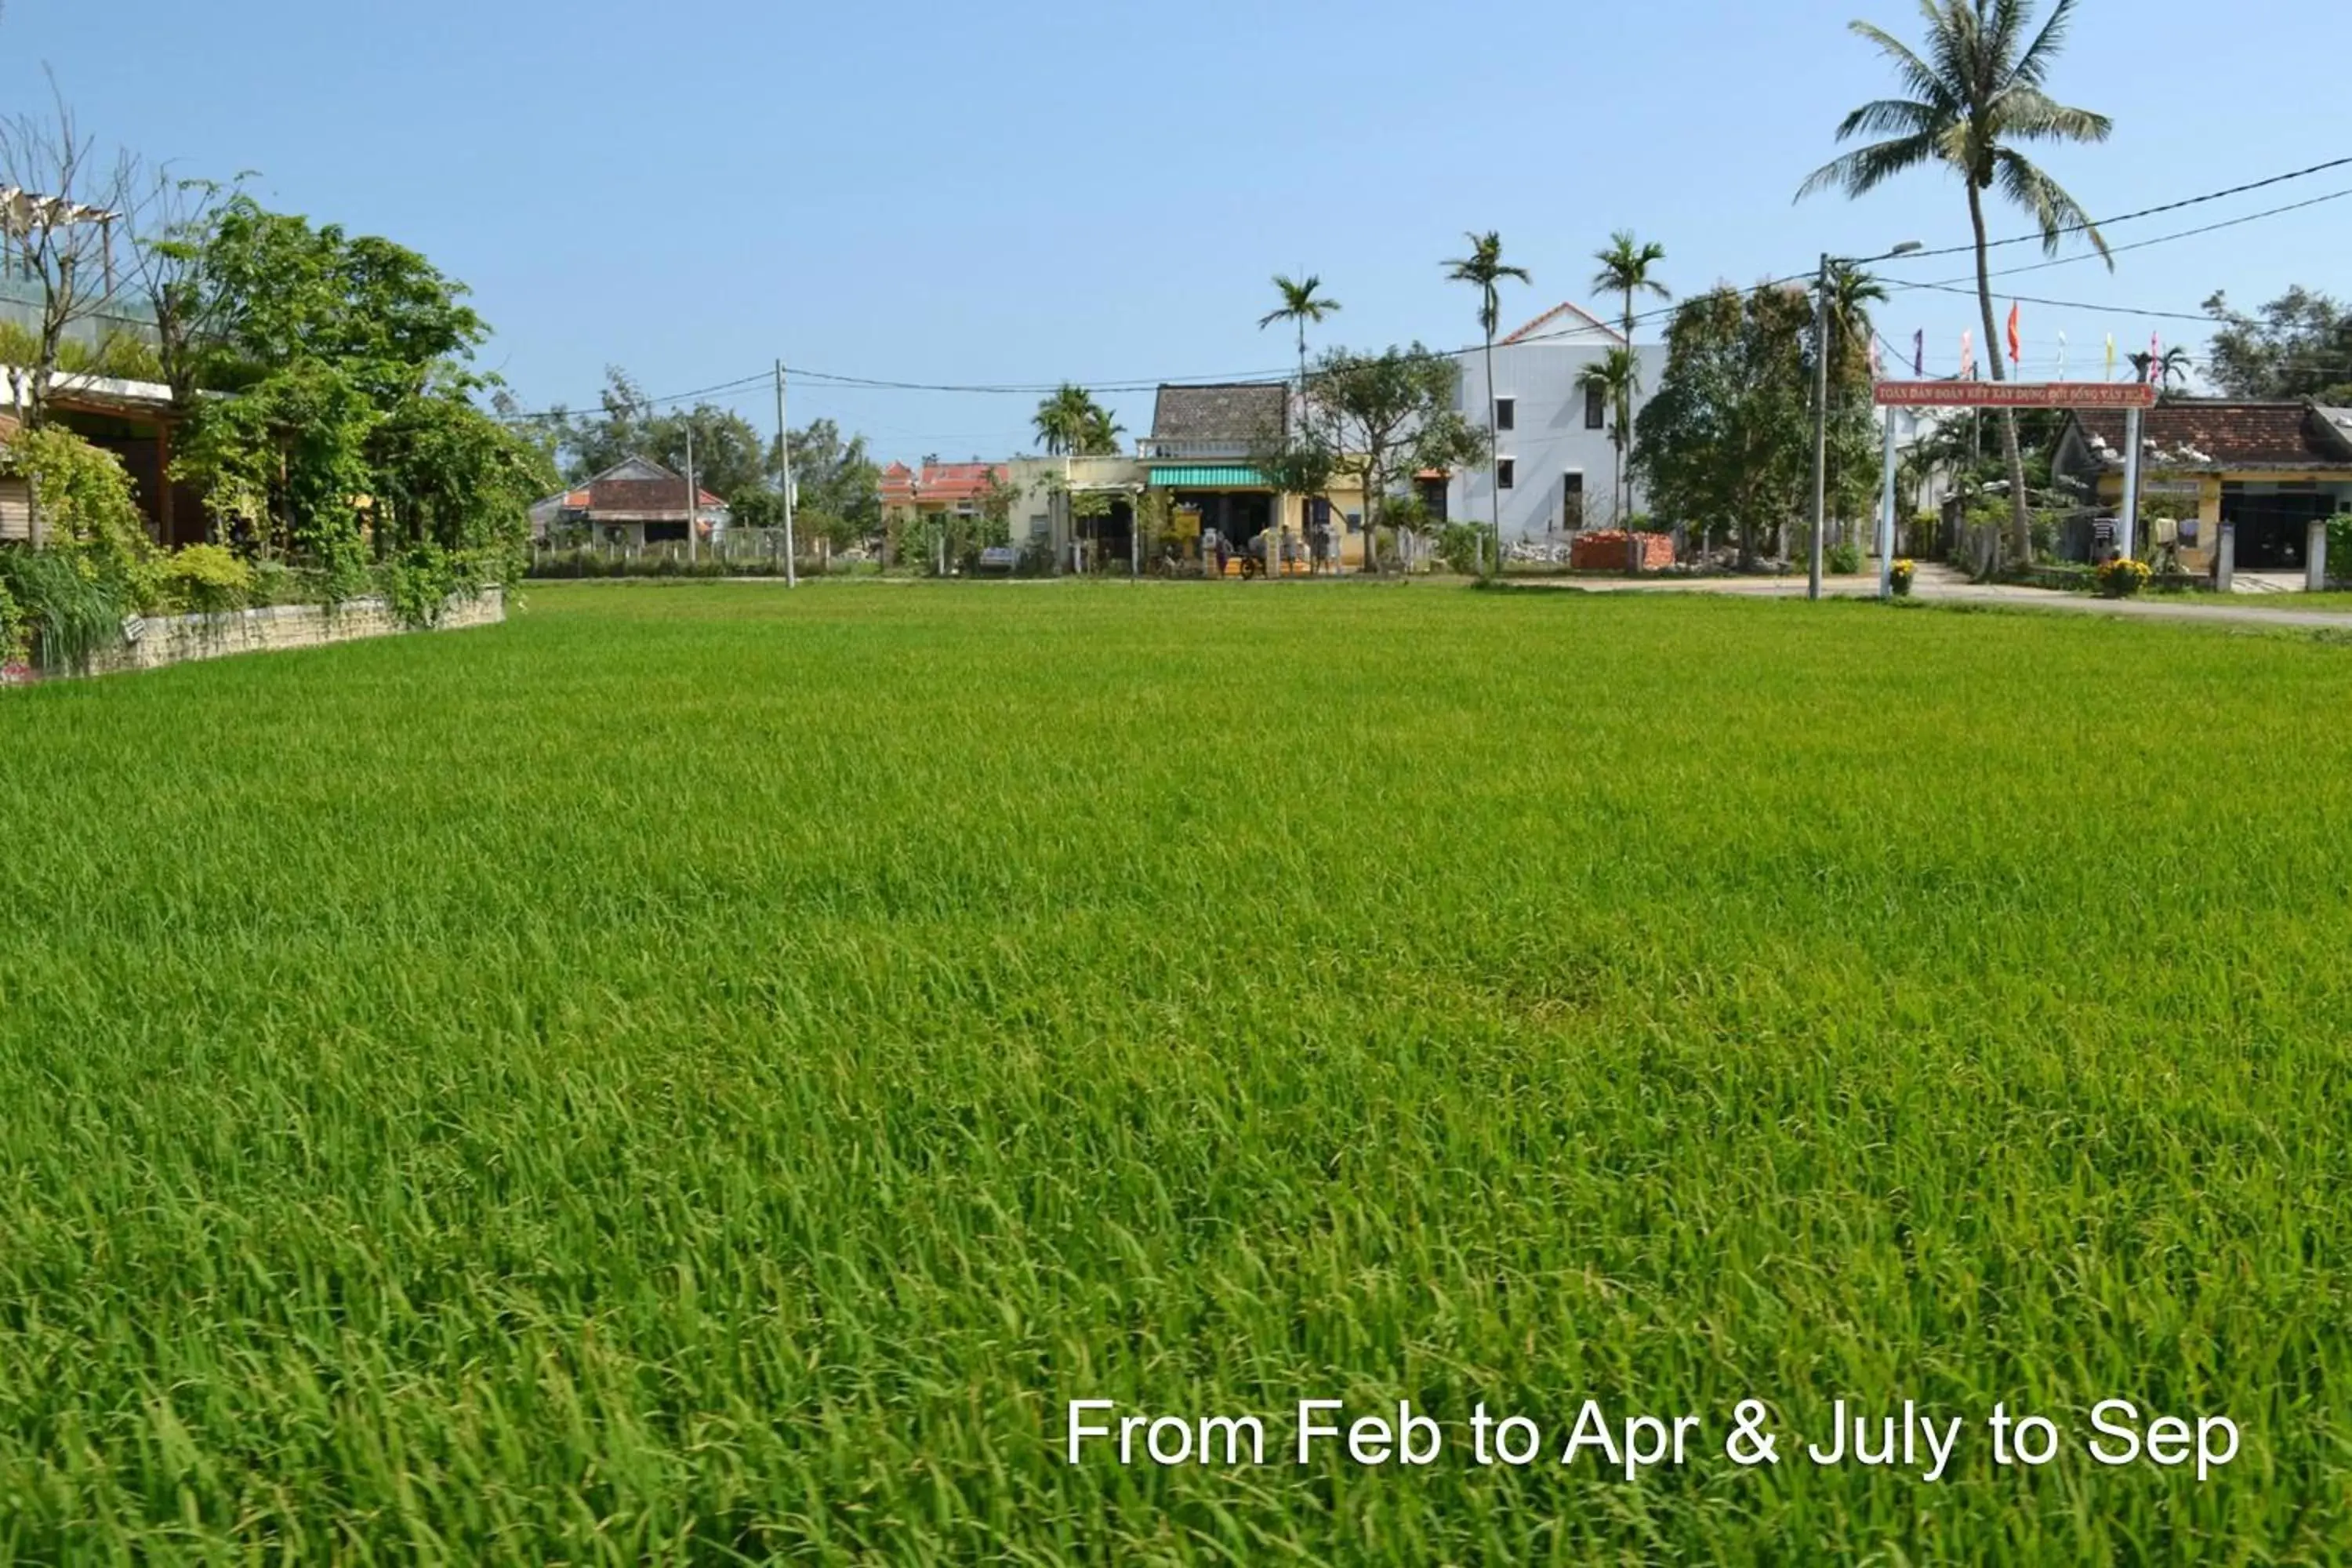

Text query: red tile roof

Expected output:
[1500,301,1626,347]
[2067,400,2352,471]
[880,461,1007,506]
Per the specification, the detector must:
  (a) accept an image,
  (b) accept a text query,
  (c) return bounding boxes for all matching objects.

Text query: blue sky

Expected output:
[6,0,2343,465]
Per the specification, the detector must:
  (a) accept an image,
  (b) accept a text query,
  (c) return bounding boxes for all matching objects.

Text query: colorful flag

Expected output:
[2006,303,2022,367]
[1912,330,1924,376]
[2105,334,2116,379]
[1867,334,1883,379]
[1960,330,1976,379]
[2149,333,2162,383]
[2057,331,2068,380]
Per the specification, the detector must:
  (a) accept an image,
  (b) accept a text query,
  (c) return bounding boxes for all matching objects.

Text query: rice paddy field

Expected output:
[2,579,2348,1564]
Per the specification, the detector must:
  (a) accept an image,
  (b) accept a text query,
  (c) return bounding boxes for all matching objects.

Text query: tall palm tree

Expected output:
[1033,383,1123,456]
[1258,274,1341,395]
[1444,232,1531,575]
[1799,0,2113,565]
[1590,232,1671,528]
[1574,348,1642,543]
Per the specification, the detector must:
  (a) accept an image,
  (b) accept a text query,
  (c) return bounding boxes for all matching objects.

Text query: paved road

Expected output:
[1524,566,2352,631]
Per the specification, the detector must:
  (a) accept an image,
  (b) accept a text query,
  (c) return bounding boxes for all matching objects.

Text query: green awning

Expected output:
[1148,465,1269,488]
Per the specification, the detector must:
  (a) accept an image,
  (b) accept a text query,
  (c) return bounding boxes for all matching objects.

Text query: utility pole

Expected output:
[684,420,699,565]
[775,360,797,587]
[1809,252,1831,601]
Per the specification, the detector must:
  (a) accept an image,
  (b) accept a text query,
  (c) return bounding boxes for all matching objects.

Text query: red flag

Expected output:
[2006,303,2021,367]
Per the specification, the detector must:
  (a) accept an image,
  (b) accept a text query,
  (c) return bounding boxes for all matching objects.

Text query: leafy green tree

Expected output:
[549,369,768,503]
[1443,232,1530,574]
[1258,274,1341,394]
[779,417,882,551]
[1800,0,2112,564]
[125,169,256,408]
[1305,344,1487,576]
[1590,232,1671,524]
[200,198,487,406]
[2199,288,2352,401]
[169,198,538,581]
[1635,284,1872,568]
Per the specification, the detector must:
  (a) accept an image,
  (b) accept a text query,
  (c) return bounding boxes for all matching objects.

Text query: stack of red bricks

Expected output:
[1570,532,1675,571]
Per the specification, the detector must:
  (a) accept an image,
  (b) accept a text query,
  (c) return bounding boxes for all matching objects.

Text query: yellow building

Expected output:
[2055,400,2352,574]
[1140,383,1385,573]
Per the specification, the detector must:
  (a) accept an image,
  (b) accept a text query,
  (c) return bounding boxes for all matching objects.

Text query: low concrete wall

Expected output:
[4,587,503,684]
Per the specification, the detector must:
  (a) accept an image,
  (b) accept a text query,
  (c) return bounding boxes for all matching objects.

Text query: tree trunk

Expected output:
[1969,183,2033,564]
[1482,335,1501,577]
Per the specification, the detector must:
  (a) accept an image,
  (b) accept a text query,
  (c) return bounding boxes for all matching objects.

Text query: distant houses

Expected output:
[529,457,728,548]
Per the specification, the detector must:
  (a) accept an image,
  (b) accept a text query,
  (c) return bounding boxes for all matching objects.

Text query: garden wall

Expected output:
[2,588,504,684]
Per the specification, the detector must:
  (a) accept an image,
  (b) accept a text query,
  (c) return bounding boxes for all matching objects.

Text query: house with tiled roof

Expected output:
[529,456,728,548]
[877,459,1011,520]
[1450,300,1664,544]
[2053,399,2352,572]
[1134,382,1379,573]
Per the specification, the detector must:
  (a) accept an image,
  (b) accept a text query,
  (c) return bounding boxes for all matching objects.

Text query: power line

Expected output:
[1913,187,2352,289]
[498,158,2350,419]
[1886,278,2214,323]
[1885,154,2352,264]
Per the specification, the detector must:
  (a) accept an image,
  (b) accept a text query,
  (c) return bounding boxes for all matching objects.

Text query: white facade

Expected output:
[1451,303,1667,543]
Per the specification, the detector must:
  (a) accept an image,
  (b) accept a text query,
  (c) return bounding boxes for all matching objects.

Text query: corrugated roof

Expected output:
[1149,383,1287,444]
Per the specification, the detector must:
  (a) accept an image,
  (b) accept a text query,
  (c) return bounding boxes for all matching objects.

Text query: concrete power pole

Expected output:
[684,421,699,565]
[775,360,798,587]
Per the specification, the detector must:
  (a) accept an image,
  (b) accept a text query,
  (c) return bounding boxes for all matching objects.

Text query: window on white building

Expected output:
[1563,471,1584,529]
[1497,458,1515,490]
[1495,397,1515,432]
[1584,383,1606,430]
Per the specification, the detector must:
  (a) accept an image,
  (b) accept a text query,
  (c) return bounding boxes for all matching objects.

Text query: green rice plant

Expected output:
[0,583,2348,1563]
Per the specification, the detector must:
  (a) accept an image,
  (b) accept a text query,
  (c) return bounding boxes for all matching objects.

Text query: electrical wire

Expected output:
[495,158,2351,419]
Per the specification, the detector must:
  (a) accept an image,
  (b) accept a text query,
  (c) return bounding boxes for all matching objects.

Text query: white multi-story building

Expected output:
[1451,301,1668,543]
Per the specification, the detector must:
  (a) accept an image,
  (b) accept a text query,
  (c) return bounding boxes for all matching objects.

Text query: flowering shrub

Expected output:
[2094,557,2152,598]
[1889,558,1916,598]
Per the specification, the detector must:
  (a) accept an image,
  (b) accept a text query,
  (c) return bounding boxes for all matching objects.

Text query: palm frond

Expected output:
[2011,0,2081,87]
[1797,133,1942,201]
[1992,147,2111,261]
[1835,96,1946,140]
[1991,85,2112,146]
[1848,19,1953,115]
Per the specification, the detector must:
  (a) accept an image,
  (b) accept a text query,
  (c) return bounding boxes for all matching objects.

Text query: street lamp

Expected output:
[1809,240,1922,601]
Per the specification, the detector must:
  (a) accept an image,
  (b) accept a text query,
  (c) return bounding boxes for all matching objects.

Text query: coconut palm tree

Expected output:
[1033,383,1123,456]
[1444,232,1531,575]
[1799,0,2113,565]
[1590,232,1671,526]
[1575,348,1642,546]
[1258,274,1341,395]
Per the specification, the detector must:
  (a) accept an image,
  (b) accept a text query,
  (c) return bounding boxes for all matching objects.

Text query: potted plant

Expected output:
[1889,558,1916,598]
